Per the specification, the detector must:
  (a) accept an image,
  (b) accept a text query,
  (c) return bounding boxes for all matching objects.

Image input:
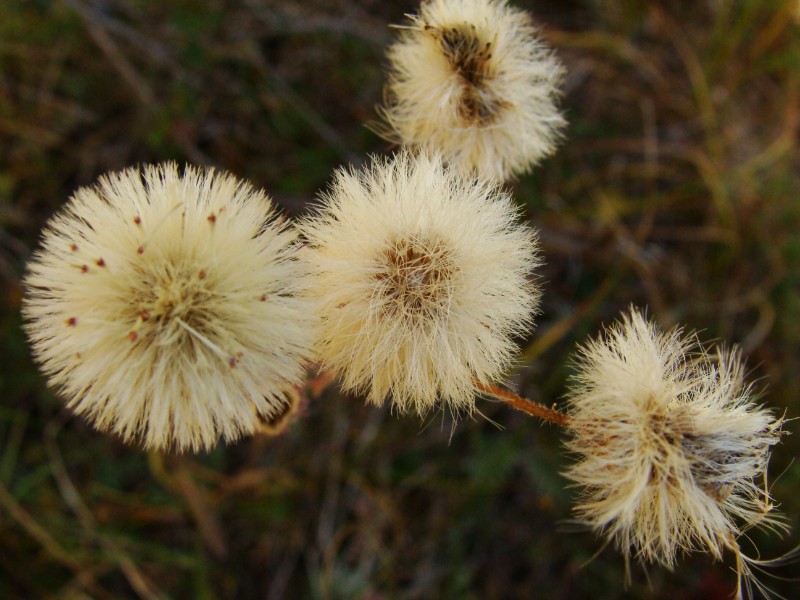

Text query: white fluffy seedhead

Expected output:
[377,0,566,181]
[564,308,786,598]
[300,150,541,416]
[23,163,315,452]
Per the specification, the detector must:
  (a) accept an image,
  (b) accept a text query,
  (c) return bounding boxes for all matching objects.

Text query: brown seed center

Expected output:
[374,237,455,316]
[130,263,214,341]
[428,23,509,124]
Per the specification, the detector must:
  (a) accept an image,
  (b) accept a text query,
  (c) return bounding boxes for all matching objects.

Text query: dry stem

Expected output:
[475,381,569,427]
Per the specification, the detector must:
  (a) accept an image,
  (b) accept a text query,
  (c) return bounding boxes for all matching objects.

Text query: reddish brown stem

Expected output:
[475,381,570,427]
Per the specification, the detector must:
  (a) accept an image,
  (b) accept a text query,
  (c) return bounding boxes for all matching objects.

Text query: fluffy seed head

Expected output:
[300,150,541,415]
[564,308,785,597]
[376,0,566,181]
[23,163,315,452]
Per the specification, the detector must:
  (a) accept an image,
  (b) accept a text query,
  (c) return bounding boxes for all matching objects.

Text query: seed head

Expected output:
[376,0,566,181]
[564,308,786,598]
[23,163,315,452]
[300,150,541,415]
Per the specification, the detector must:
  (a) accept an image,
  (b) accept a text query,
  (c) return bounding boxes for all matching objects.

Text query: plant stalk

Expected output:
[475,381,569,427]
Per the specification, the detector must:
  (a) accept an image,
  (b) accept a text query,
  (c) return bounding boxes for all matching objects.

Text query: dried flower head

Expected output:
[300,150,540,416]
[564,308,786,598]
[376,0,566,181]
[23,163,315,452]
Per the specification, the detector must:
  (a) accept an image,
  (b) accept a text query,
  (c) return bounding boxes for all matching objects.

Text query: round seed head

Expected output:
[377,0,566,181]
[300,150,541,415]
[23,163,315,452]
[564,308,786,596]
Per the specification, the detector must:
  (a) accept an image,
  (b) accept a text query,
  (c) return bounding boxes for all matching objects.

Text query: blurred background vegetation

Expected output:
[1,0,799,598]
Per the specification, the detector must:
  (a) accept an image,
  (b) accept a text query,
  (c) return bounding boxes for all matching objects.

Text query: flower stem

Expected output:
[475,381,569,427]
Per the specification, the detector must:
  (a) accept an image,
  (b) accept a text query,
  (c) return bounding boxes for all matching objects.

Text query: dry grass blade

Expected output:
[0,481,113,599]
[172,464,229,560]
[44,421,164,600]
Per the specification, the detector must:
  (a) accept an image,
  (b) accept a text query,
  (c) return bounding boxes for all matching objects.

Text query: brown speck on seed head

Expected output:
[128,331,138,342]
[96,258,106,267]
[208,214,217,224]
[80,264,89,273]
[198,270,207,280]
[228,356,238,368]
[137,246,144,254]
[134,216,141,225]
[70,243,78,252]
[67,317,77,327]
[260,294,268,302]
[139,309,150,321]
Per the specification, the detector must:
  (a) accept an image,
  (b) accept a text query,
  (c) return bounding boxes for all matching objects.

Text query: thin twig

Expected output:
[475,381,569,427]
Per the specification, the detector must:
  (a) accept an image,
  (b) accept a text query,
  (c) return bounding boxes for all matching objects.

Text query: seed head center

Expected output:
[136,268,212,334]
[375,237,454,315]
[429,23,508,124]
[437,24,492,86]
[646,405,737,503]
[155,283,187,318]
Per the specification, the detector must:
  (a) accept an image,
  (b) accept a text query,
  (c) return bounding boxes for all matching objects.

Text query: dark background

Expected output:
[1,0,799,598]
